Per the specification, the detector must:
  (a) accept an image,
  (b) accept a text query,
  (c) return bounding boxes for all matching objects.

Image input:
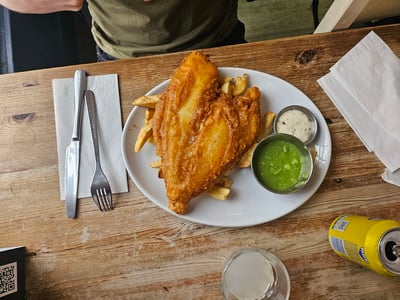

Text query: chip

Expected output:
[134,121,152,152]
[238,111,275,168]
[206,185,230,201]
[232,74,248,96]
[132,94,161,108]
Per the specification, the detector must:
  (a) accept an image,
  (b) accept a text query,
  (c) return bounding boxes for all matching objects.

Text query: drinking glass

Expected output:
[221,248,290,300]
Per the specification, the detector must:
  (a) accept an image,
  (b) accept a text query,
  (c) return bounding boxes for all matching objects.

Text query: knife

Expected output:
[65,69,87,219]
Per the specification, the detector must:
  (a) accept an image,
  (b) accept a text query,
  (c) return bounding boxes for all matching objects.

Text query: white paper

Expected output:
[330,31,400,136]
[382,168,400,187]
[318,73,400,172]
[317,30,400,183]
[53,74,128,199]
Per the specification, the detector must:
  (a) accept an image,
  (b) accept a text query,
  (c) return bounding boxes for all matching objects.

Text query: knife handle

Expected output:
[72,69,87,140]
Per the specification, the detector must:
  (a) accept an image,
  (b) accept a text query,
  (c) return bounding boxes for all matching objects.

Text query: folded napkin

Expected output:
[318,31,400,185]
[53,74,128,200]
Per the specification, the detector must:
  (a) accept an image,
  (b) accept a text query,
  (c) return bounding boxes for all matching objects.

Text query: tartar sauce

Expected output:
[276,109,312,143]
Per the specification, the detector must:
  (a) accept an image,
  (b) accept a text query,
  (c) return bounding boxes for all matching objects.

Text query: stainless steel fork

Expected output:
[85,90,113,211]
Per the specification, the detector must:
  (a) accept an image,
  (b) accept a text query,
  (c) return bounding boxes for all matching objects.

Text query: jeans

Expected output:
[96,45,117,62]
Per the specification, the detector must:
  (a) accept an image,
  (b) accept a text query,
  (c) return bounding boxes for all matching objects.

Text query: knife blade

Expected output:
[65,69,87,219]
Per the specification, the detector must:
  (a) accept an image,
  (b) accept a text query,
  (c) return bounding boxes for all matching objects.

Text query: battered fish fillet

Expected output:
[152,51,261,214]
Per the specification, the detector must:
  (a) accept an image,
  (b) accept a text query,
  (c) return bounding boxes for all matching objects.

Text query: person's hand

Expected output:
[0,0,84,13]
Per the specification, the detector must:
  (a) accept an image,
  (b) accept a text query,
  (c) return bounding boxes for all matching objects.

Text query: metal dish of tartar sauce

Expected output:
[273,105,318,145]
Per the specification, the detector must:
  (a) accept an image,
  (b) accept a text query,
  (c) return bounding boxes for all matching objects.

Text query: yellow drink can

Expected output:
[328,214,400,276]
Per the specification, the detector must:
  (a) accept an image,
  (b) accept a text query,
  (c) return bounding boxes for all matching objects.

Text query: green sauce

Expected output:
[254,139,305,192]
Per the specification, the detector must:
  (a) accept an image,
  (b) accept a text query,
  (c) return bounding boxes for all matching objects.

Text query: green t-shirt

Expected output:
[87,0,239,58]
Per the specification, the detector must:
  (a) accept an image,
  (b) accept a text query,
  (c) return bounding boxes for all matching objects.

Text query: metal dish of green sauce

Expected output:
[251,133,313,194]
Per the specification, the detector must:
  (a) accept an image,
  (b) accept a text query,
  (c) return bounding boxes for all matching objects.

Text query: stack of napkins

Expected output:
[318,31,400,186]
[53,74,128,200]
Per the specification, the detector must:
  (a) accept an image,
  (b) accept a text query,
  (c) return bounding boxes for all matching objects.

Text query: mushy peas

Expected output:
[253,139,306,192]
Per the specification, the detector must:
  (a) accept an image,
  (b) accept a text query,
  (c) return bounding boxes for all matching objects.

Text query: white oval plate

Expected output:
[121,68,331,227]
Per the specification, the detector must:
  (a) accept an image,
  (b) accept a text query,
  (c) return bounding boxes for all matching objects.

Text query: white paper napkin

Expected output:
[53,74,128,200]
[317,31,400,184]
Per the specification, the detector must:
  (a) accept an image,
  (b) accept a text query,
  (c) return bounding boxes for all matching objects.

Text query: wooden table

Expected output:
[1,23,400,299]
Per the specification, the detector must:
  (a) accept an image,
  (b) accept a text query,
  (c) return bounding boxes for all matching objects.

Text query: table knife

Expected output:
[65,69,87,219]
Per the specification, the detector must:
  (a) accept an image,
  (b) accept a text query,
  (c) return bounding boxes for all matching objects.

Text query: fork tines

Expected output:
[92,187,113,212]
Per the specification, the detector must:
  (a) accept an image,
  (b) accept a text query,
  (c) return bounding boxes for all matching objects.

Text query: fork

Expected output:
[85,90,113,211]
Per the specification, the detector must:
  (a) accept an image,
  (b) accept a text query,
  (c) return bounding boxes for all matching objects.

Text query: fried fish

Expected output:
[152,51,261,214]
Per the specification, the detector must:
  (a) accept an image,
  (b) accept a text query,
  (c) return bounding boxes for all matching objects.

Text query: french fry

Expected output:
[238,143,257,168]
[217,176,234,188]
[134,122,152,152]
[219,76,233,87]
[258,111,275,141]
[150,159,162,168]
[145,108,155,123]
[220,75,249,96]
[132,94,161,108]
[232,74,248,96]
[134,108,155,152]
[205,175,233,200]
[221,76,233,83]
[221,80,233,96]
[206,185,230,201]
[238,111,276,168]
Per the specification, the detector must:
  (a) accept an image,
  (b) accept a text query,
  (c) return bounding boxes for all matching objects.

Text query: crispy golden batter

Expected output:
[152,51,260,214]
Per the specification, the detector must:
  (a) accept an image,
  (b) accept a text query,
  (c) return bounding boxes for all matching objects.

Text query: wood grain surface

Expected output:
[1,24,400,299]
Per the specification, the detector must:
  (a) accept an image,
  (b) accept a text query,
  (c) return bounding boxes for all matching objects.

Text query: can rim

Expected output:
[378,228,400,275]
